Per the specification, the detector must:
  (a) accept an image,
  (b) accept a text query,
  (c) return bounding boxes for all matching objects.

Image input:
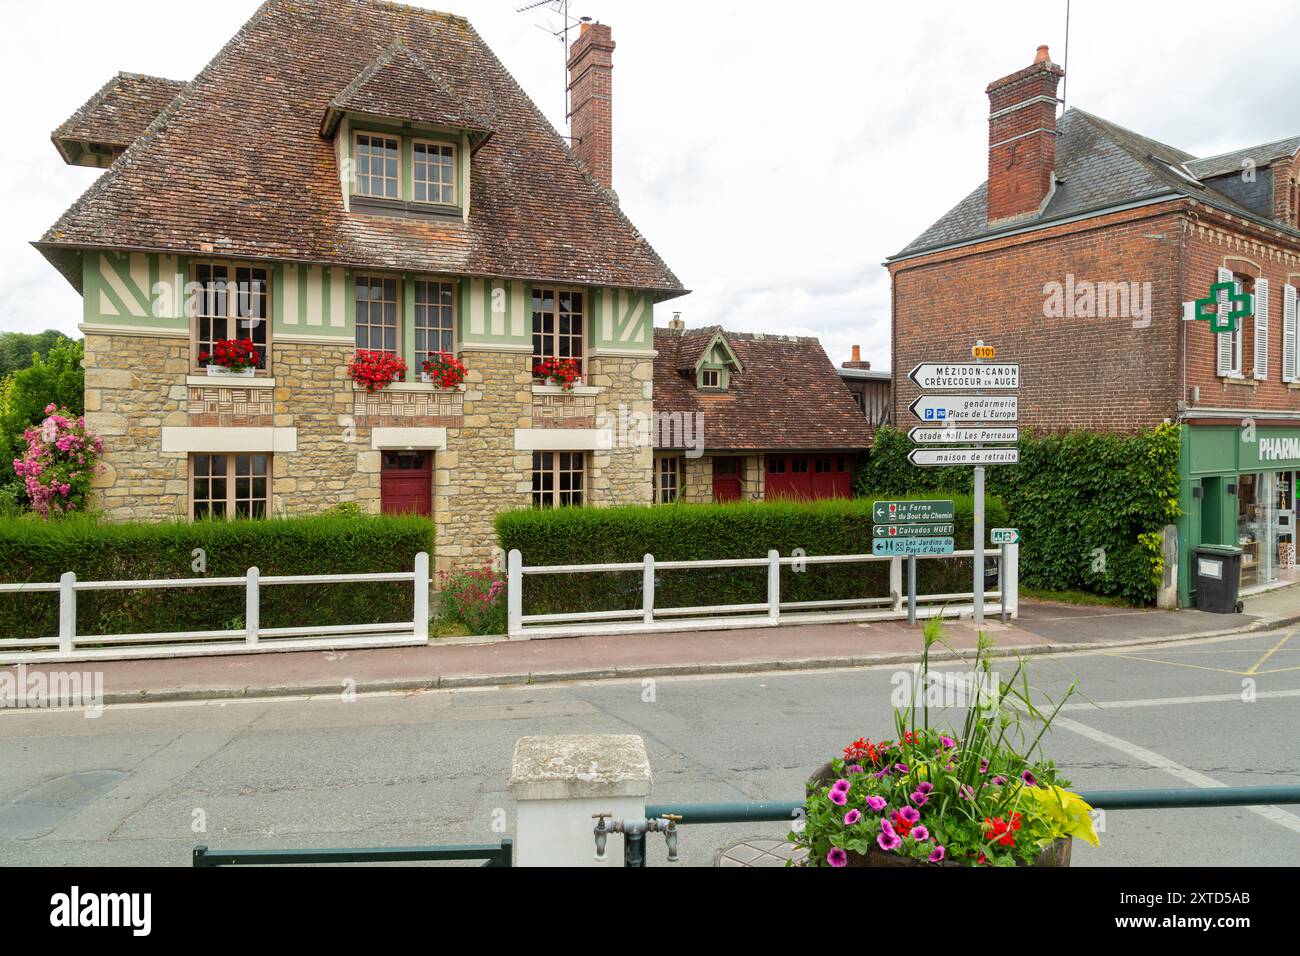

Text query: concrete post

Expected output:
[413,551,430,641]
[508,735,652,867]
[245,567,259,645]
[889,557,903,612]
[1004,542,1019,619]
[507,549,524,640]
[1157,525,1178,610]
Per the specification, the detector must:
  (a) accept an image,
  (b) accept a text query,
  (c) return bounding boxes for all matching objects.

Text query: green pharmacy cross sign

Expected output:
[1192,282,1252,334]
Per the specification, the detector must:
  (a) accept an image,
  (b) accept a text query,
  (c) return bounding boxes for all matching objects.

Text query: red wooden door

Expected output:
[381,451,432,516]
[713,457,742,502]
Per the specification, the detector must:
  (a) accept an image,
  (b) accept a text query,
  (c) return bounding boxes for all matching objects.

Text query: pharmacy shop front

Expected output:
[1177,423,1300,607]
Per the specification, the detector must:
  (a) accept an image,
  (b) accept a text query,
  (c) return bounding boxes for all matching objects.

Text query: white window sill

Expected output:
[532,384,602,397]
[188,374,276,387]
[1218,375,1254,385]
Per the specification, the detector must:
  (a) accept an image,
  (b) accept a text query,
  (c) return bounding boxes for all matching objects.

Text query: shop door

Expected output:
[713,458,742,502]
[380,451,432,516]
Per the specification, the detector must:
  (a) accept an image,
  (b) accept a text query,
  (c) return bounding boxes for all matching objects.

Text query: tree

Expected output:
[0,338,85,506]
[0,330,69,380]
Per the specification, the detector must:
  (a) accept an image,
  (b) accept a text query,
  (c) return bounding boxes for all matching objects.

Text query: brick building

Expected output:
[37,0,684,576]
[888,45,1300,605]
[652,319,870,503]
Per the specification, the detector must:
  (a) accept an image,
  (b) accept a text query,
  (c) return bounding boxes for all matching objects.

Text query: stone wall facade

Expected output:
[589,355,654,507]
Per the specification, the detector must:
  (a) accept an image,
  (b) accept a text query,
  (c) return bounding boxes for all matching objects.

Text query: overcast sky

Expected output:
[4,0,1300,369]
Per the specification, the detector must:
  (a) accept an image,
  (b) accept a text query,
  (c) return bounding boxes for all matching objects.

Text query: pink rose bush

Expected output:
[11,404,104,518]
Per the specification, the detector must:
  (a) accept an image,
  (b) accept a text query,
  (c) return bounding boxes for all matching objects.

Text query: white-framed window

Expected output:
[532,451,584,508]
[531,288,585,373]
[191,453,271,520]
[655,456,684,504]
[191,261,271,372]
[354,131,400,199]
[355,274,400,355]
[700,368,721,389]
[414,280,456,368]
[1216,267,1244,378]
[412,140,456,205]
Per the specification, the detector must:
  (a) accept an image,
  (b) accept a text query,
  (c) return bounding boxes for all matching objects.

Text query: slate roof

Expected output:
[654,326,874,451]
[38,0,683,297]
[51,72,187,157]
[1186,136,1300,179]
[892,108,1300,260]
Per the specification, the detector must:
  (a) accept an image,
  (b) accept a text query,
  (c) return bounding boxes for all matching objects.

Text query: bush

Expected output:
[495,495,1005,617]
[437,565,506,635]
[854,424,1181,605]
[0,514,433,642]
[0,337,85,508]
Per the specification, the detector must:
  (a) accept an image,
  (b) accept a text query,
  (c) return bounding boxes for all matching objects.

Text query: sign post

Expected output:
[872,499,955,623]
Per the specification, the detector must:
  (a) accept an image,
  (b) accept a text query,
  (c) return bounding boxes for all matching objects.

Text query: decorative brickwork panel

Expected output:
[531,391,597,428]
[353,389,464,427]
[187,385,275,426]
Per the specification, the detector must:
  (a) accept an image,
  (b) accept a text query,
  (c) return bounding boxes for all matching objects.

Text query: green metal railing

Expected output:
[192,839,512,867]
[646,785,1300,825]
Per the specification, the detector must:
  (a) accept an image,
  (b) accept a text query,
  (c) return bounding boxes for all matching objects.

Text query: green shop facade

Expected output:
[1177,421,1300,606]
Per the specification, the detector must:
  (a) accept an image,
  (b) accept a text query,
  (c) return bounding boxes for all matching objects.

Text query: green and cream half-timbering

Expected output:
[81,250,661,574]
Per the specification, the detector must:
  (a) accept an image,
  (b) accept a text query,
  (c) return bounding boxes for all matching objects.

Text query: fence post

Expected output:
[414,551,430,641]
[245,567,259,645]
[507,549,524,640]
[1005,542,1019,619]
[58,571,76,655]
[767,550,781,622]
[889,557,903,612]
[642,554,655,626]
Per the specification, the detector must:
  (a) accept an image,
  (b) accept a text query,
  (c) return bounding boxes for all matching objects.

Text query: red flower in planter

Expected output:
[533,356,581,391]
[349,350,408,392]
[200,337,262,371]
[422,352,467,389]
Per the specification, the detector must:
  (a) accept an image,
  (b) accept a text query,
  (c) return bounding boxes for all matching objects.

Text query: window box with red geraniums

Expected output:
[200,337,261,376]
[349,350,407,392]
[793,621,1100,868]
[533,356,582,391]
[421,352,467,389]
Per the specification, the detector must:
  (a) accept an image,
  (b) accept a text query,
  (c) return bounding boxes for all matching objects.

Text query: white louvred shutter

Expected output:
[1284,284,1298,383]
[1253,277,1270,380]
[1216,266,1236,376]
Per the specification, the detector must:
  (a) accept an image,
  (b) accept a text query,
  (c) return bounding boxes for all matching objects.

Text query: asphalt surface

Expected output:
[1,627,1298,867]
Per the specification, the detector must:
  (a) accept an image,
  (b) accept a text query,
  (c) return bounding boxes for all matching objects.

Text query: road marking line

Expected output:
[1246,631,1295,675]
[1060,689,1300,710]
[1101,652,1255,677]
[1050,713,1300,836]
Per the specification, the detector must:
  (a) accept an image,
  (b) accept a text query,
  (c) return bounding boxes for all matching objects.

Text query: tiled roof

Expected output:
[892,108,1300,259]
[321,42,492,140]
[38,0,683,296]
[654,326,874,451]
[51,72,187,157]
[1186,136,1300,179]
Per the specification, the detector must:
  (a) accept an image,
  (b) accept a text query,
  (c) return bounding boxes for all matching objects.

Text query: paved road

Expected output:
[1,628,1298,867]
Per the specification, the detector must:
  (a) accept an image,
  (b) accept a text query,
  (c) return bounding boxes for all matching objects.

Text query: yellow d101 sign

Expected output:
[971,344,996,360]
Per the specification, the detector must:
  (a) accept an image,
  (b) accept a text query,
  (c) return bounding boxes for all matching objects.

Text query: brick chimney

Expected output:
[667,311,685,330]
[986,45,1064,226]
[568,21,616,191]
[842,345,871,370]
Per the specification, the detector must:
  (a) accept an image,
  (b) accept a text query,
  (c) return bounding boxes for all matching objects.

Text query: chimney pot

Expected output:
[851,345,862,362]
[668,312,685,330]
[1034,44,1051,63]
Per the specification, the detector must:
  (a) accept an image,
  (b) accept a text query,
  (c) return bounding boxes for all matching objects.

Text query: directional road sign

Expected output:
[872,499,955,523]
[908,363,1020,390]
[908,394,1018,423]
[873,522,956,538]
[908,447,1020,467]
[990,528,1021,545]
[908,426,1019,445]
[872,537,956,557]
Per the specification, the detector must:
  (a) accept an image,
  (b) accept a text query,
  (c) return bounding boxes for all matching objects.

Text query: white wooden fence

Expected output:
[0,553,430,664]
[506,545,1018,640]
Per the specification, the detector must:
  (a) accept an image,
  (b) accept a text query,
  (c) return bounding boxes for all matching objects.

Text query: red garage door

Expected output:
[766,454,853,500]
[381,451,432,516]
[713,457,742,502]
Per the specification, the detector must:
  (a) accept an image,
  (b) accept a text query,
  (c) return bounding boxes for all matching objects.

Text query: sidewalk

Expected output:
[22,585,1298,705]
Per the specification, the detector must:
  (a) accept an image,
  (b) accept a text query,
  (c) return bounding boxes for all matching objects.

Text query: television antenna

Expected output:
[514,0,591,126]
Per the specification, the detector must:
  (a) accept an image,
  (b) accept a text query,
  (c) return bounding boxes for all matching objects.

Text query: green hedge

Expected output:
[0,515,433,641]
[854,424,1181,605]
[495,495,1005,616]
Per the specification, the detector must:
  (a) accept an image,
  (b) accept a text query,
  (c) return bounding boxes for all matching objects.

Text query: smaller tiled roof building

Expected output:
[652,322,872,503]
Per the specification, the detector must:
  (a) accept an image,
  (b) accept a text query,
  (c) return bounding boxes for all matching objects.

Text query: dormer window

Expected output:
[354,132,400,199]
[413,140,456,205]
